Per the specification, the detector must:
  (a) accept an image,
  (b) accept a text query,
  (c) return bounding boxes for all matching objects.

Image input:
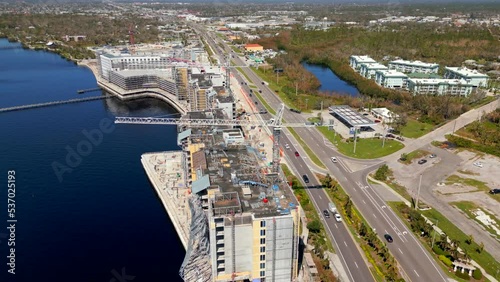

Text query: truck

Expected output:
[328,202,337,214]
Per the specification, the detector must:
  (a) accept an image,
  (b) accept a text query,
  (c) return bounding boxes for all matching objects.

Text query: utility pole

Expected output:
[452,119,457,134]
[320,101,323,124]
[305,98,309,110]
[382,124,386,148]
[295,82,298,96]
[353,127,358,154]
[415,174,422,210]
[431,219,439,248]
[276,71,279,84]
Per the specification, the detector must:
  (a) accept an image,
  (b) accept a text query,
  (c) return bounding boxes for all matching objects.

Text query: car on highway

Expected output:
[429,154,437,158]
[323,210,330,218]
[259,109,267,114]
[331,157,337,163]
[302,175,309,183]
[290,108,301,114]
[294,151,300,157]
[489,189,500,194]
[334,213,342,222]
[255,101,258,105]
[284,144,290,149]
[384,234,393,243]
[473,162,483,168]
[418,159,427,165]
[259,90,262,93]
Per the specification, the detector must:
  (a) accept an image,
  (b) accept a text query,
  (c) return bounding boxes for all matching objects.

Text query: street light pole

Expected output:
[415,174,423,210]
[305,98,309,110]
[431,219,439,248]
[353,127,358,154]
[295,82,298,96]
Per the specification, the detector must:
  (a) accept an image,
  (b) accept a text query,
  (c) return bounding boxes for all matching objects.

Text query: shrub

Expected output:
[472,269,482,280]
[433,245,447,256]
[439,255,453,267]
[307,219,322,234]
[455,270,471,280]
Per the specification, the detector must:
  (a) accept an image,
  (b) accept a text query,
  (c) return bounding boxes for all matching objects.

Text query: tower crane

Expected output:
[115,104,320,173]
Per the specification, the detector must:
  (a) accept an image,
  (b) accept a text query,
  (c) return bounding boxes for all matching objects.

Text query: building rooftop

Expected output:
[445,67,489,78]
[114,69,173,79]
[361,63,388,69]
[408,78,473,86]
[376,70,408,78]
[390,59,439,68]
[329,105,376,127]
[351,55,376,63]
[216,95,234,103]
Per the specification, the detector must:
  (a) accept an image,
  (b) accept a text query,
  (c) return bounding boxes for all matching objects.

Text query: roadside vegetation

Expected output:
[281,164,337,282]
[318,173,403,281]
[388,202,500,280]
[451,201,500,240]
[399,149,430,165]
[287,128,326,169]
[439,109,500,157]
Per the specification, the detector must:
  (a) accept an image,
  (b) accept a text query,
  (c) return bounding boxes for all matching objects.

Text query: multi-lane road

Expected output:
[194,23,449,282]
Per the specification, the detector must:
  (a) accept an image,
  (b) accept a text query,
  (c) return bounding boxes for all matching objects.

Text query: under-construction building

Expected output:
[179,131,300,282]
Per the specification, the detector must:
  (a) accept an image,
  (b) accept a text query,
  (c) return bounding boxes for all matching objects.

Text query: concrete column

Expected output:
[469,269,473,276]
[461,267,465,273]
[454,265,457,272]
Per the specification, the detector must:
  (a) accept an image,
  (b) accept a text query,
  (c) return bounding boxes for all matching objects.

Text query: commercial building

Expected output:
[371,108,399,123]
[388,60,439,74]
[349,55,376,72]
[244,44,264,52]
[444,67,489,87]
[375,70,408,88]
[359,63,388,79]
[407,78,475,96]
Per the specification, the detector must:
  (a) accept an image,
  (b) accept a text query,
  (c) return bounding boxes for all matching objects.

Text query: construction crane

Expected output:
[115,104,319,173]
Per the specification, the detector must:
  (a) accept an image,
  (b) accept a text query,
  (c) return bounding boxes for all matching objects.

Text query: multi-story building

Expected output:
[375,70,408,88]
[215,95,236,120]
[349,55,376,72]
[444,67,489,87]
[407,78,474,96]
[359,63,388,79]
[388,60,439,74]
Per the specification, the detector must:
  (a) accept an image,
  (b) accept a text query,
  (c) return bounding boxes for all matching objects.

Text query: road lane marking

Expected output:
[355,262,359,268]
[344,241,348,247]
[373,213,377,218]
[414,270,420,277]
[362,200,366,204]
[318,195,322,200]
[399,248,403,254]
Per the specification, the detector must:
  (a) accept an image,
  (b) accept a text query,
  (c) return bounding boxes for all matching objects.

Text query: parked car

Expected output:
[489,189,500,194]
[384,234,393,243]
[294,151,300,157]
[429,154,437,158]
[323,210,330,218]
[374,119,381,123]
[302,175,309,184]
[473,162,483,168]
[396,136,405,141]
[334,213,342,222]
[386,134,395,138]
[418,159,427,165]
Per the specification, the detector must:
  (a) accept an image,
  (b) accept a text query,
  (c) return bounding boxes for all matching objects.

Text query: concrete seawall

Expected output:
[141,151,191,250]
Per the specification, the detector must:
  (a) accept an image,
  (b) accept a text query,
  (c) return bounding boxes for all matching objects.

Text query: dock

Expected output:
[141,151,191,250]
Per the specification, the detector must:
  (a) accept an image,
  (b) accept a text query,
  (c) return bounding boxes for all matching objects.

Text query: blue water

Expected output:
[302,62,360,97]
[0,39,185,282]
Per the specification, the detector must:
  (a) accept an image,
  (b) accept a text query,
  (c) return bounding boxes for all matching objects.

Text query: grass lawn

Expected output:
[420,207,500,279]
[317,126,404,159]
[400,149,430,164]
[288,128,326,169]
[400,119,434,138]
[451,201,500,240]
[445,175,490,192]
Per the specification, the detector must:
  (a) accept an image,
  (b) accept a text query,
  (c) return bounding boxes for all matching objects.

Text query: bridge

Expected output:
[0,95,113,113]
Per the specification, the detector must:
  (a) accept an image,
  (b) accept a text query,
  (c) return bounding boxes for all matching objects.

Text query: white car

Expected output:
[331,157,337,163]
[284,144,290,149]
[473,162,483,168]
[334,213,342,222]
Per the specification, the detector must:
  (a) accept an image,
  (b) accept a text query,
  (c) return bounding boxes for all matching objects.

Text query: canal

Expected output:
[302,62,360,97]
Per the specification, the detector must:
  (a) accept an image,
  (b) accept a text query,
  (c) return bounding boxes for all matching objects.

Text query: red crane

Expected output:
[128,24,135,46]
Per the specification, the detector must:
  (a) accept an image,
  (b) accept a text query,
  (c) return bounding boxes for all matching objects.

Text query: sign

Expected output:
[349,127,355,135]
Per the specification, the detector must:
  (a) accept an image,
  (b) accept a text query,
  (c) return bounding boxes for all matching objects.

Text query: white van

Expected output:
[331,157,337,163]
[328,202,337,214]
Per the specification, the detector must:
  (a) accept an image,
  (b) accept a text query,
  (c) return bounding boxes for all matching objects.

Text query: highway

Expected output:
[194,24,449,282]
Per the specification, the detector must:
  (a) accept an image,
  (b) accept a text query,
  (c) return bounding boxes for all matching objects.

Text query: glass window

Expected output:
[260,238,265,245]
[260,221,266,227]
[260,262,265,269]
[260,246,265,253]
[260,254,265,261]
[260,229,266,236]
[260,271,265,277]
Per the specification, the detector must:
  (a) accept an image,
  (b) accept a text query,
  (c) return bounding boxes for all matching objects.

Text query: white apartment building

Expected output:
[388,59,439,74]
[359,63,388,79]
[444,67,489,87]
[375,70,408,88]
[349,55,376,72]
[407,78,475,96]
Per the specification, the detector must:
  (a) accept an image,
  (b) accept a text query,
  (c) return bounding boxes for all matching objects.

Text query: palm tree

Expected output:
[462,249,471,264]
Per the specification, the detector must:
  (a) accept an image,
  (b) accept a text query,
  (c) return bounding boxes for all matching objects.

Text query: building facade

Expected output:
[407,78,474,96]
[375,70,408,88]
[444,67,489,87]
[349,55,376,72]
[359,63,388,79]
[388,60,439,74]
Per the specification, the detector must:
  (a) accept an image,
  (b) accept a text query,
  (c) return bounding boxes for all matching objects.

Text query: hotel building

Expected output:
[359,63,388,79]
[375,70,408,88]
[388,60,439,74]
[444,67,489,87]
[349,55,377,72]
[407,78,475,96]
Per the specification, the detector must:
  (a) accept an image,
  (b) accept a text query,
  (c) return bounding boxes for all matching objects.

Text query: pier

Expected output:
[0,95,113,113]
[77,87,101,94]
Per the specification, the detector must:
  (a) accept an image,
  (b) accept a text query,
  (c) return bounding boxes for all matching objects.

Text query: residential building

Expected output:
[407,78,474,96]
[388,59,439,74]
[215,95,236,120]
[359,63,388,79]
[371,108,399,123]
[244,44,264,52]
[375,70,408,88]
[222,129,245,145]
[444,67,489,87]
[349,55,376,72]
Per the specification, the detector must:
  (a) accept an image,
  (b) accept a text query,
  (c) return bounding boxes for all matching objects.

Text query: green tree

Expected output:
[466,234,474,245]
[476,242,484,253]
[374,164,390,181]
[344,196,352,219]
[307,219,322,234]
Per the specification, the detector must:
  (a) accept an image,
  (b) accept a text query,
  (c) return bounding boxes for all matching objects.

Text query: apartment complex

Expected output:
[407,78,474,96]
[444,67,489,87]
[359,63,388,79]
[349,55,377,71]
[374,70,408,88]
[388,59,439,74]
